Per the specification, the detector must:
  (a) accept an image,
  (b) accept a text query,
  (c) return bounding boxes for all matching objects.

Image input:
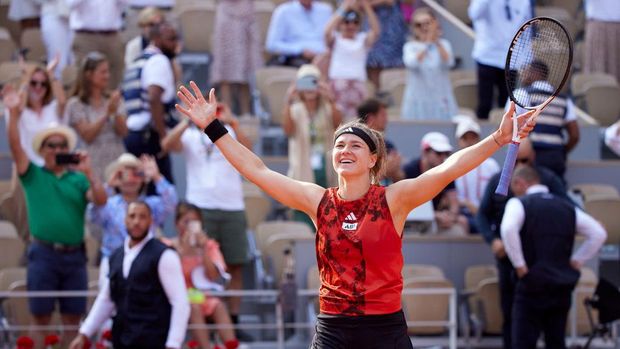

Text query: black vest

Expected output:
[109,238,172,349]
[518,192,579,294]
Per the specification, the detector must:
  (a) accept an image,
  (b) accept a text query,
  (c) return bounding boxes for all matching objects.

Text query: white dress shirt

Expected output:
[265,0,333,56]
[67,0,127,31]
[604,121,620,156]
[500,184,607,268]
[79,234,190,349]
[468,0,532,68]
[456,157,500,207]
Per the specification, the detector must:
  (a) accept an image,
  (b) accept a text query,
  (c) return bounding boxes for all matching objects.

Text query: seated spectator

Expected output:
[89,153,177,286]
[454,118,500,233]
[168,202,246,349]
[265,0,332,67]
[401,7,458,120]
[5,86,107,348]
[325,0,380,119]
[282,64,342,226]
[508,60,580,181]
[124,6,164,67]
[403,132,468,235]
[604,119,620,156]
[67,52,127,181]
[357,98,404,184]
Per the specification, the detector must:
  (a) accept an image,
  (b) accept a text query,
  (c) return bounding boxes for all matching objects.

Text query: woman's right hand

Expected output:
[175,81,217,130]
[107,90,121,116]
[1,84,23,114]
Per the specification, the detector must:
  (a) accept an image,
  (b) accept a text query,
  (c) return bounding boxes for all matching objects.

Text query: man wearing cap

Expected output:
[454,118,500,233]
[403,132,468,235]
[5,89,107,347]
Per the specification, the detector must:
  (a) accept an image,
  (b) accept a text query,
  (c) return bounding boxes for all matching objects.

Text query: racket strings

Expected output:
[507,20,571,108]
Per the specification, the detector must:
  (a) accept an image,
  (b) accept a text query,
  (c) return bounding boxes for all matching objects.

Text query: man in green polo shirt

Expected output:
[5,87,107,347]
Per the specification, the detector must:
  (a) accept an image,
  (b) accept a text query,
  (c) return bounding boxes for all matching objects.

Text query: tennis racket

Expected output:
[495,17,573,196]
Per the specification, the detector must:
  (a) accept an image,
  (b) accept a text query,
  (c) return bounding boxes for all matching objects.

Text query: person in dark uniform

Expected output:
[500,165,606,349]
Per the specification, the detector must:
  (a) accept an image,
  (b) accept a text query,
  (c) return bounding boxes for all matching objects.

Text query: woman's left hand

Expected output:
[141,154,161,182]
[496,101,538,145]
[175,82,218,130]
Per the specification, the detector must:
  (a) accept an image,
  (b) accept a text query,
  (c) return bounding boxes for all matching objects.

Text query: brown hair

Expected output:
[333,120,387,185]
[72,51,109,104]
[411,7,437,40]
[175,201,202,223]
[23,65,53,108]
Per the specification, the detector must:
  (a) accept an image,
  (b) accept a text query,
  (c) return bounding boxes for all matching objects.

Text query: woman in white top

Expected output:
[401,8,458,121]
[325,0,380,119]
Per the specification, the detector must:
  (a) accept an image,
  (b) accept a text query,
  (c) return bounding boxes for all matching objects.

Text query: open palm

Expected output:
[175,81,218,129]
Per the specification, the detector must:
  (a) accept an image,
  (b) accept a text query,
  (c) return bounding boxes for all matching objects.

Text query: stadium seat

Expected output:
[402,276,454,335]
[0,27,16,62]
[0,236,25,270]
[473,277,502,334]
[0,220,18,238]
[572,267,598,335]
[584,84,620,126]
[262,75,294,125]
[402,264,445,279]
[544,0,582,17]
[178,5,216,53]
[243,181,272,232]
[255,66,297,96]
[452,78,478,112]
[571,183,620,202]
[379,68,406,93]
[0,267,29,335]
[460,265,500,340]
[571,72,618,100]
[443,0,471,25]
[584,197,620,245]
[534,7,578,39]
[19,28,46,62]
[254,0,275,50]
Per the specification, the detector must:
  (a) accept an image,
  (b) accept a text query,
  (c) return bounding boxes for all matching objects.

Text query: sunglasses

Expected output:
[414,21,432,28]
[30,80,48,88]
[44,142,68,150]
[344,19,360,25]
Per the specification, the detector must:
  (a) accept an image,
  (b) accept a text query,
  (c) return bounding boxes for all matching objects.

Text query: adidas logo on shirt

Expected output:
[342,212,358,231]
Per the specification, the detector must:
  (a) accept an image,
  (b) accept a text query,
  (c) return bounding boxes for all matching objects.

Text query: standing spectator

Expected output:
[364,0,408,92]
[401,7,458,121]
[454,118,499,233]
[468,0,531,119]
[501,165,606,349]
[325,0,380,119]
[160,103,252,341]
[88,153,177,286]
[123,22,179,183]
[584,0,620,83]
[476,138,572,349]
[509,60,580,180]
[123,0,175,42]
[403,132,468,235]
[604,119,620,156]
[357,97,404,184]
[67,0,126,88]
[5,88,107,349]
[283,64,342,226]
[40,0,73,79]
[124,7,164,68]
[8,0,40,38]
[68,201,190,349]
[265,0,333,67]
[66,52,127,181]
[169,202,246,349]
[211,0,262,117]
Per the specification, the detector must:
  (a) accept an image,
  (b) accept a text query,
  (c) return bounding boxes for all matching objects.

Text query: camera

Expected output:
[296,76,318,91]
[55,153,81,165]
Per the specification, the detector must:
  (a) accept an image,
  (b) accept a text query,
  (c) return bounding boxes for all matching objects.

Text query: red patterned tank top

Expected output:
[316,185,404,315]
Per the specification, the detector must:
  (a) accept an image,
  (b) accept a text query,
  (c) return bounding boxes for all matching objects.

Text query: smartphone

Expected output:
[296,76,318,91]
[55,153,81,165]
[187,220,202,247]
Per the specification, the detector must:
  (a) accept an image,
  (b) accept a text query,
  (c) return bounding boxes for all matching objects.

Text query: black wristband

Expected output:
[203,119,228,143]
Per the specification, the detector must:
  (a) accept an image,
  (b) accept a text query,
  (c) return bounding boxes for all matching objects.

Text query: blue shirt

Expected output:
[265,0,332,56]
[88,178,178,257]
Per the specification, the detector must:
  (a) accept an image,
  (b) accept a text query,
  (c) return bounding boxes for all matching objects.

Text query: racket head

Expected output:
[505,17,573,110]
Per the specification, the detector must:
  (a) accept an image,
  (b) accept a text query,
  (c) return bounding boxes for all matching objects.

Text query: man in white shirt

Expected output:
[265,0,333,67]
[500,165,606,349]
[69,201,190,349]
[123,22,179,183]
[468,0,531,119]
[67,0,126,88]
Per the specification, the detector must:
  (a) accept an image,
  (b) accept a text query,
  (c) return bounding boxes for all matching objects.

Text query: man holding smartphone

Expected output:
[4,87,107,347]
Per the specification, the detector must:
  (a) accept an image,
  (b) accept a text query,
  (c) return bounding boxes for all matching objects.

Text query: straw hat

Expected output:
[104,153,142,182]
[32,123,77,155]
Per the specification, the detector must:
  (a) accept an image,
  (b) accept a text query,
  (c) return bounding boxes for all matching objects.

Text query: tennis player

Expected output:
[175,82,537,348]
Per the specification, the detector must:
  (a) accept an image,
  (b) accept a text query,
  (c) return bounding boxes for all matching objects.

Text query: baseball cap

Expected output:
[455,118,481,139]
[421,132,453,152]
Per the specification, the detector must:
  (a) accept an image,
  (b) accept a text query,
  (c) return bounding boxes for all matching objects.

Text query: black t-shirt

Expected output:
[402,157,455,209]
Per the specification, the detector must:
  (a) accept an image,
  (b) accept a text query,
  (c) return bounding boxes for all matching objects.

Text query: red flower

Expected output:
[101,329,113,341]
[16,336,35,349]
[44,334,60,346]
[187,339,200,349]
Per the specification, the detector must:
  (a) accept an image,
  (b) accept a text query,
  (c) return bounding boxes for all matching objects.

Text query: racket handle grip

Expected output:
[495,142,520,196]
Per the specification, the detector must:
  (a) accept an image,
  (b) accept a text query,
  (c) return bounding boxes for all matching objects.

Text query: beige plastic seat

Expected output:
[0,268,29,335]
[387,80,406,112]
[179,5,216,52]
[379,68,406,93]
[584,197,620,244]
[474,277,502,334]
[464,265,497,293]
[571,72,618,99]
[20,28,46,62]
[263,75,294,125]
[0,220,18,238]
[444,0,471,25]
[402,264,445,279]
[453,78,478,112]
[535,7,578,39]
[402,277,454,335]
[584,84,620,126]
[243,181,272,231]
[571,183,620,202]
[255,66,297,95]
[572,267,598,335]
[0,236,25,269]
